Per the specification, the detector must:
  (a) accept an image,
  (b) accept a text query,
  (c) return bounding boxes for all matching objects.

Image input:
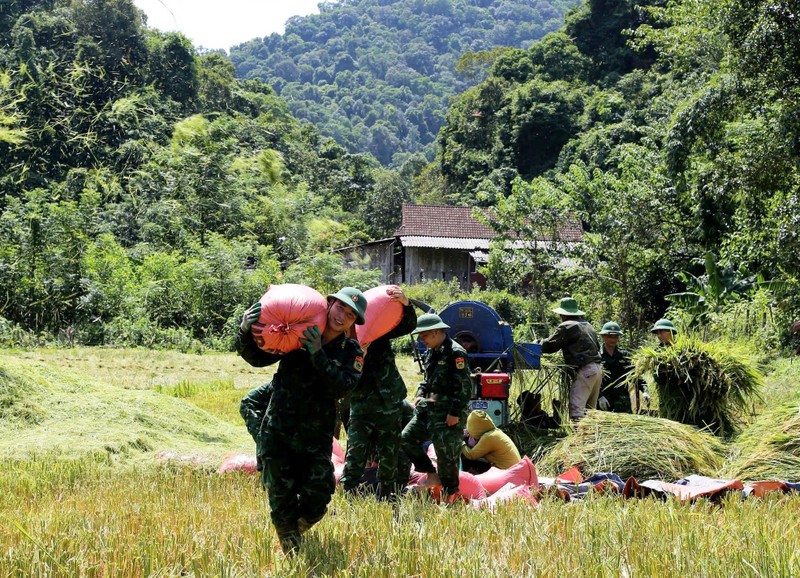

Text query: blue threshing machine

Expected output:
[414,300,542,427]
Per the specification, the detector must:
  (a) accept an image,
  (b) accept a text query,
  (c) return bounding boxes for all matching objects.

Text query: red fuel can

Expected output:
[478,373,510,399]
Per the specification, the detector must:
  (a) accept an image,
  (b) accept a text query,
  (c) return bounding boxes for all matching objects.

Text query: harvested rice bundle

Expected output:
[724,401,800,481]
[629,335,763,436]
[538,411,725,481]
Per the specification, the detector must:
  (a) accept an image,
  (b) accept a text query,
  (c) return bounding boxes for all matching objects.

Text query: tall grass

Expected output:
[2,348,800,576]
[2,458,799,577]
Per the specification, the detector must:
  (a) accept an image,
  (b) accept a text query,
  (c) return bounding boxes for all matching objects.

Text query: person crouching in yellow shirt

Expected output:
[461,410,521,472]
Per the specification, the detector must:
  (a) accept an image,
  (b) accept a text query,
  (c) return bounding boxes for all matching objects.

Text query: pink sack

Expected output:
[354,285,404,347]
[333,460,345,484]
[332,437,345,462]
[475,456,538,494]
[407,468,427,486]
[409,471,488,502]
[472,482,539,511]
[449,472,488,501]
[251,284,328,354]
[219,453,258,474]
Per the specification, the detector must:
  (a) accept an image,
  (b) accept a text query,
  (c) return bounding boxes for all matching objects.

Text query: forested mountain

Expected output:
[1,0,798,351]
[0,0,405,347]
[426,0,799,331]
[228,0,579,164]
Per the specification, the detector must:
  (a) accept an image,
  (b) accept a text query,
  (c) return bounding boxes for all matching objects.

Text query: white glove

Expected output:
[598,396,610,411]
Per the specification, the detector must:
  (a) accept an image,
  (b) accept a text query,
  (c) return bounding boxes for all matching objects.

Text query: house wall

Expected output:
[404,247,473,288]
[340,240,397,284]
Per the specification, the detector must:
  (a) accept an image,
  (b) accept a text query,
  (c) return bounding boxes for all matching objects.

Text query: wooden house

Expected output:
[336,204,583,289]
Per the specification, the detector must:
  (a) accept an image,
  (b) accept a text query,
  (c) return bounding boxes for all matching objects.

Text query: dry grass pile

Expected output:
[0,354,251,461]
[538,410,725,481]
[724,400,800,481]
[630,335,763,436]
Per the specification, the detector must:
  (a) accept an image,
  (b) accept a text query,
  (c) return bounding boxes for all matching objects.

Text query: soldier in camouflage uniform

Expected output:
[340,285,416,501]
[238,287,367,555]
[540,297,602,421]
[400,313,472,496]
[597,321,649,413]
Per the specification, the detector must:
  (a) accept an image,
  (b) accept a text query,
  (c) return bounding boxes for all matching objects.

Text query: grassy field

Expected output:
[2,348,800,577]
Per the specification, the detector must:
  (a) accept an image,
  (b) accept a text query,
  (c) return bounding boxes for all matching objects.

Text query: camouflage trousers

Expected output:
[259,429,334,540]
[401,401,464,493]
[604,384,633,413]
[340,403,404,491]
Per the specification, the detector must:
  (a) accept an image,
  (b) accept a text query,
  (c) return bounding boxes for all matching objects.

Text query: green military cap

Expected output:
[551,297,585,316]
[599,321,623,335]
[411,313,450,334]
[650,318,678,334]
[327,287,367,325]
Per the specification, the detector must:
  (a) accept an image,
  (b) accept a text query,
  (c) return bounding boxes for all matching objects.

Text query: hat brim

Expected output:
[650,326,676,333]
[599,330,623,336]
[552,307,585,316]
[327,295,365,325]
[411,322,450,335]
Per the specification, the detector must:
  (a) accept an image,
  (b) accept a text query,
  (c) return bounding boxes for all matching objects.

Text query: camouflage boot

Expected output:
[275,522,302,555]
[376,482,400,503]
[297,514,323,535]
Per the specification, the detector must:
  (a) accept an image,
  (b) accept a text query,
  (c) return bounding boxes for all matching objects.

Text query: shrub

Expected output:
[629,334,764,436]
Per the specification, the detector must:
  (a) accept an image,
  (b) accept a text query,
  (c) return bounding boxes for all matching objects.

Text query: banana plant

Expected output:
[666,252,756,324]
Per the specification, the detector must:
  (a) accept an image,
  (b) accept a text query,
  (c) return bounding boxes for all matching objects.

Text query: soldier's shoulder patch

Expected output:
[455,357,466,370]
[353,356,364,372]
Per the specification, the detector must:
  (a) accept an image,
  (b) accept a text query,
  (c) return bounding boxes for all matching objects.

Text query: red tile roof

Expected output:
[394,204,583,242]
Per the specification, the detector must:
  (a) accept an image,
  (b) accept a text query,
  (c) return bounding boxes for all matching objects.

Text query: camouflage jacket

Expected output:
[600,345,646,409]
[349,303,417,413]
[414,337,472,416]
[540,319,601,369]
[237,328,363,452]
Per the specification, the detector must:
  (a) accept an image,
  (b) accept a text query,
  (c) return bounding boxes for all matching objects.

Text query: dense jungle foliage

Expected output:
[0,0,798,354]
[228,0,579,164]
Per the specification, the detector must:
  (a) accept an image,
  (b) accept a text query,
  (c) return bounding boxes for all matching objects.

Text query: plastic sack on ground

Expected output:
[332,437,345,462]
[475,456,538,494]
[408,471,488,502]
[250,284,328,354]
[623,475,744,502]
[744,480,796,498]
[333,460,345,484]
[471,482,539,511]
[331,437,346,483]
[219,453,258,474]
[354,285,403,347]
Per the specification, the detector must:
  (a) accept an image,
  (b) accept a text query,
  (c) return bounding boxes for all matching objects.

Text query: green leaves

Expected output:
[666,252,757,325]
[228,0,574,162]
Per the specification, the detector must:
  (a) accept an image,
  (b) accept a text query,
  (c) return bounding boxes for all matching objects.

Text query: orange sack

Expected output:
[250,284,328,354]
[354,285,404,347]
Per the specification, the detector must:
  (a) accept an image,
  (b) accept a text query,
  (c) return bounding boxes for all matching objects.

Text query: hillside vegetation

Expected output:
[1,0,799,355]
[229,0,579,164]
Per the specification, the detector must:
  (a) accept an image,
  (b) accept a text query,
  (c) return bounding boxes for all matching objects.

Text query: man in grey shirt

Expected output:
[540,297,602,421]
